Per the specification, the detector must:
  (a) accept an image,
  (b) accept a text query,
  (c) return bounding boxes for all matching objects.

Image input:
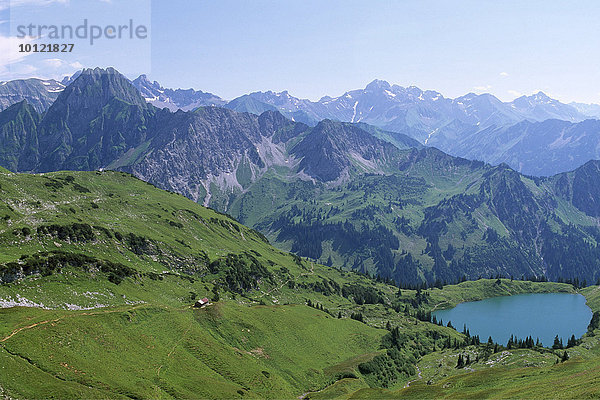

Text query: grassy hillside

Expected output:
[0,169,461,398]
[0,169,272,266]
[1,169,598,399]
[352,356,600,399]
[0,302,386,399]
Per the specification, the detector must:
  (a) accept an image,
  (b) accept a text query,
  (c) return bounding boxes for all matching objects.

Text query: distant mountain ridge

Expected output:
[4,72,594,129]
[223,81,600,175]
[0,78,65,113]
[131,74,226,111]
[2,71,600,176]
[570,101,600,119]
[0,71,227,114]
[431,118,600,176]
[230,80,590,134]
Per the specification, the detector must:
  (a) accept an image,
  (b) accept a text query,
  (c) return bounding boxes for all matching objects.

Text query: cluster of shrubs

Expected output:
[341,284,384,305]
[350,312,364,322]
[358,346,416,387]
[358,323,463,387]
[297,278,340,296]
[588,311,600,335]
[43,175,90,193]
[36,223,95,242]
[208,253,272,293]
[210,217,241,233]
[393,288,430,311]
[0,251,136,284]
[124,232,155,255]
[305,299,333,315]
[27,221,159,256]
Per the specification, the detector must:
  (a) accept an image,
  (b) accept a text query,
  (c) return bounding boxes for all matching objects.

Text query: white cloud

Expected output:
[0,62,37,79]
[473,85,492,93]
[12,64,37,74]
[43,58,65,68]
[42,58,82,71]
[0,35,37,79]
[508,90,522,98]
[499,72,509,77]
[0,34,36,66]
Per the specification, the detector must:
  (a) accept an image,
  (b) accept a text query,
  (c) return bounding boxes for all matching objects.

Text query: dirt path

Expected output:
[0,304,148,343]
[0,318,62,343]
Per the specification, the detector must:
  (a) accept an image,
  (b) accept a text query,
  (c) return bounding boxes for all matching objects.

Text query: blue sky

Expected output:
[1,0,600,103]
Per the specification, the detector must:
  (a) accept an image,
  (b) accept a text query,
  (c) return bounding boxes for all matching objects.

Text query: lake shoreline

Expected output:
[431,292,592,346]
[425,278,577,312]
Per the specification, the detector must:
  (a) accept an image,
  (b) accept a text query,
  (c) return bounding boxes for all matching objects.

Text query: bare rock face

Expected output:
[1,67,419,205]
[124,108,303,203]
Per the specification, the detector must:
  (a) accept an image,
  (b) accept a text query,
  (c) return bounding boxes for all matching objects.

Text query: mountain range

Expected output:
[228,82,600,176]
[3,67,600,286]
[570,102,600,119]
[4,72,600,176]
[235,82,589,131]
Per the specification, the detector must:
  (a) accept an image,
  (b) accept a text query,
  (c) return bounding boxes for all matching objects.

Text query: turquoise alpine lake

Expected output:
[432,293,592,346]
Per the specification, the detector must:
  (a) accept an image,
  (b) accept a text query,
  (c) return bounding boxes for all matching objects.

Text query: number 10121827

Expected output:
[19,43,74,52]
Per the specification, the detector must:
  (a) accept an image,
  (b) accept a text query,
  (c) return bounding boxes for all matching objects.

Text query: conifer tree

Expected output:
[552,335,563,349]
[507,335,514,349]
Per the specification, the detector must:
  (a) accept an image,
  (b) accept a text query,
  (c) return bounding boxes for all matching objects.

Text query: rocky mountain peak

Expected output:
[365,79,392,91]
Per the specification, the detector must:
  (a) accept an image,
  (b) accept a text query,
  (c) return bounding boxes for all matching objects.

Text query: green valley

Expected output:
[0,168,599,398]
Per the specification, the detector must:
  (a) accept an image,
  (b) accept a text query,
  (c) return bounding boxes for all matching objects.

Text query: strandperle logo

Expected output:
[15,19,148,45]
